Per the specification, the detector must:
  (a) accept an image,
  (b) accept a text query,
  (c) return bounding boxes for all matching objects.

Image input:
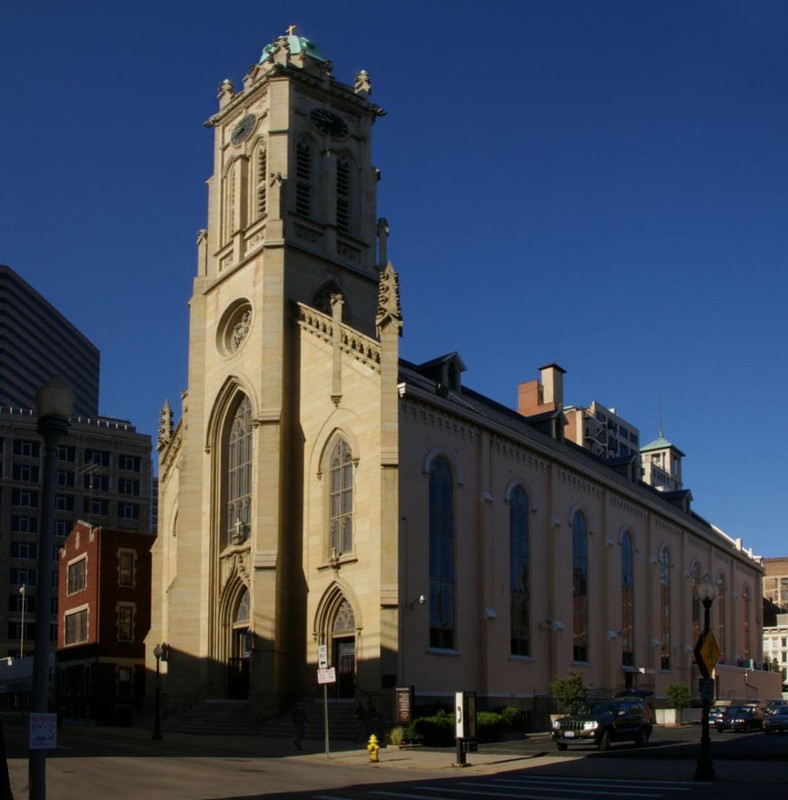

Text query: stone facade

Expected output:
[151,29,771,722]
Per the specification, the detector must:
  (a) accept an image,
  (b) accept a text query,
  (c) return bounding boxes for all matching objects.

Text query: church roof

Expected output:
[259,29,327,64]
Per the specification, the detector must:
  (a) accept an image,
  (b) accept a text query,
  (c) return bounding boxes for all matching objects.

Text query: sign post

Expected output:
[317,666,336,758]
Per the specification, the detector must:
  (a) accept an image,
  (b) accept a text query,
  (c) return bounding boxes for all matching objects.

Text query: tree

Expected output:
[550,670,588,714]
[665,682,692,709]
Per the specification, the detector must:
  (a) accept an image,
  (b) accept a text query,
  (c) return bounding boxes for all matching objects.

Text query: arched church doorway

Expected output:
[227,588,251,699]
[331,598,356,699]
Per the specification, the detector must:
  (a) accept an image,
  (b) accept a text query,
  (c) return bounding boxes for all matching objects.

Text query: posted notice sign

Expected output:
[29,713,57,750]
[317,667,336,685]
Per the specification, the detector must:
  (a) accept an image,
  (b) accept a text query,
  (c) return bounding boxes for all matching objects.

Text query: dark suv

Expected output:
[551,698,655,751]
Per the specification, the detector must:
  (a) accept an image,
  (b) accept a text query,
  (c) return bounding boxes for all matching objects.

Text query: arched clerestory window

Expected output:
[509,487,530,656]
[226,395,252,546]
[328,438,354,557]
[621,530,634,666]
[659,546,671,669]
[716,573,726,662]
[742,585,751,662]
[691,561,701,644]
[571,511,589,662]
[429,457,454,649]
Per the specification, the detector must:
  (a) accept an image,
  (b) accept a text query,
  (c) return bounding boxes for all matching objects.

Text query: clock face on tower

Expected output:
[310,108,348,138]
[230,113,257,145]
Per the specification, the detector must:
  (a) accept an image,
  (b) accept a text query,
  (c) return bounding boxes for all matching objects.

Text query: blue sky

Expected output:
[1,2,786,557]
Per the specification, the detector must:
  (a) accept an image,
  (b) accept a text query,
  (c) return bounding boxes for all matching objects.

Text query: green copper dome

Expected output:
[259,28,327,64]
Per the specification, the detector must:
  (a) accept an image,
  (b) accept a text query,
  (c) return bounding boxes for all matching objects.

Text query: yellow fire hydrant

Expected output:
[367,734,380,762]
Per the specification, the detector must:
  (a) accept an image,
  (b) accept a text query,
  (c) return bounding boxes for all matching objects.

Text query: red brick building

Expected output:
[56,520,154,723]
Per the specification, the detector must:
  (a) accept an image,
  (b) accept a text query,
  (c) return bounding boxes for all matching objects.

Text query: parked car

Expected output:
[763,704,788,734]
[551,698,655,751]
[715,705,764,733]
[708,705,727,725]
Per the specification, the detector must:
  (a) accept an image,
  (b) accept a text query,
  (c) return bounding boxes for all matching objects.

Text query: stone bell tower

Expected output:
[151,27,395,714]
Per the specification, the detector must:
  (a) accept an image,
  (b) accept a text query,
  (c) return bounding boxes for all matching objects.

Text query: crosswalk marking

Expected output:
[313,773,696,800]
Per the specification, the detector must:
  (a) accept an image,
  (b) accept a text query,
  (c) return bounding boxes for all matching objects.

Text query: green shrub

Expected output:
[388,725,406,746]
[406,708,523,745]
[550,669,589,715]
[665,683,692,709]
[498,706,528,733]
[408,714,454,746]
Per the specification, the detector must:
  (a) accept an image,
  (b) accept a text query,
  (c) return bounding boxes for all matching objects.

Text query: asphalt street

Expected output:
[1,718,786,800]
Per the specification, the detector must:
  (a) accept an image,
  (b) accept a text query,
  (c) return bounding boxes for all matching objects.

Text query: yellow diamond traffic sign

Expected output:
[693,631,720,678]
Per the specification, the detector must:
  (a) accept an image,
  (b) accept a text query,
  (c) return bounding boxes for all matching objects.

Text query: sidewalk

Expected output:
[3,720,786,792]
[34,723,788,784]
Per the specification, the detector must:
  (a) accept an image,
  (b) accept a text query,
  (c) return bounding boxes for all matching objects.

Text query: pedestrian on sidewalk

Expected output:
[291,702,308,750]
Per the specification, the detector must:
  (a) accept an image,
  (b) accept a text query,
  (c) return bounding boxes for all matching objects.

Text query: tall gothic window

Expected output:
[691,561,701,645]
[336,157,351,233]
[255,144,267,219]
[295,139,312,218]
[742,585,751,662]
[329,438,353,556]
[621,530,634,667]
[226,396,252,546]
[716,573,726,662]
[571,511,588,662]
[429,457,454,649]
[659,546,671,669]
[509,487,530,656]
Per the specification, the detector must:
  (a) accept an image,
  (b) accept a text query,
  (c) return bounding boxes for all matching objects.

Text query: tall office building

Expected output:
[0,266,99,417]
[0,265,152,659]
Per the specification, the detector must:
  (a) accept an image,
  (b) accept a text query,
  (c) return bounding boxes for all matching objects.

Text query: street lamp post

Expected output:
[30,378,74,800]
[694,578,717,781]
[152,643,169,740]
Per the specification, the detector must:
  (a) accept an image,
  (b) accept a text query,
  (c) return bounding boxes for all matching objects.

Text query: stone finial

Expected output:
[218,79,235,108]
[376,262,402,337]
[377,217,389,268]
[157,400,173,451]
[354,69,372,96]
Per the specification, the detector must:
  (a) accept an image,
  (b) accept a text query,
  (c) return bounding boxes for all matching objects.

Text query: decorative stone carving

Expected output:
[157,400,173,451]
[376,262,402,336]
[354,69,372,96]
[231,309,252,351]
[218,78,235,101]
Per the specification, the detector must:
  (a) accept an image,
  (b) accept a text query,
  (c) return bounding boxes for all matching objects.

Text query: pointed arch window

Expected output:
[691,561,701,644]
[509,487,530,656]
[329,438,354,556]
[295,139,312,218]
[235,589,250,625]
[716,573,726,662]
[429,457,454,649]
[255,143,267,219]
[571,511,588,662]
[336,156,351,234]
[621,530,634,667]
[659,546,671,669]
[224,160,238,243]
[226,396,252,546]
[333,598,356,635]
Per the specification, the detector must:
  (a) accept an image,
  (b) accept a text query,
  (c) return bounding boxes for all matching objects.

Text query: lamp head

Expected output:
[698,578,716,604]
[36,376,75,419]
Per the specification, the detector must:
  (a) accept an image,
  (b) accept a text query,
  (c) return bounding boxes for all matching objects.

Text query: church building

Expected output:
[150,29,769,724]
